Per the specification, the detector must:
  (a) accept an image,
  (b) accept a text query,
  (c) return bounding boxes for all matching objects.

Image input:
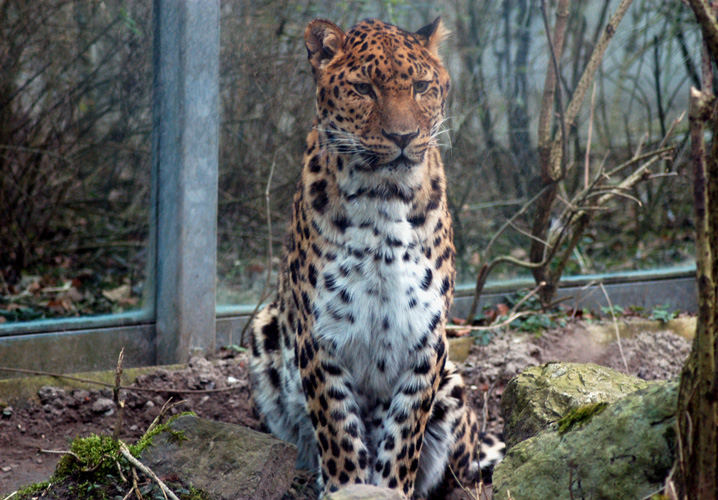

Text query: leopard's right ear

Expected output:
[305,19,345,75]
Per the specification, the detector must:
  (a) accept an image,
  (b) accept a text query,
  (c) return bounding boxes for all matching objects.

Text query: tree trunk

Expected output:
[675,3,718,496]
[676,85,718,500]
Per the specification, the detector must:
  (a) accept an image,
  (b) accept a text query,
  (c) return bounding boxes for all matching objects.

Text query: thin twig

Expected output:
[508,220,553,247]
[658,111,686,149]
[119,441,179,500]
[585,189,643,206]
[113,348,126,441]
[585,83,597,189]
[480,384,493,434]
[448,311,532,332]
[598,282,628,371]
[464,254,550,324]
[647,172,678,180]
[131,467,145,500]
[447,463,485,500]
[485,177,551,255]
[603,146,674,178]
[239,155,278,346]
[121,487,134,500]
[505,281,546,319]
[144,398,186,438]
[40,449,80,460]
[116,457,128,483]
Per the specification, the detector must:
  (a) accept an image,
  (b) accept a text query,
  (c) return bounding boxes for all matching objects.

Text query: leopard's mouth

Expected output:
[363,152,423,171]
[384,153,419,170]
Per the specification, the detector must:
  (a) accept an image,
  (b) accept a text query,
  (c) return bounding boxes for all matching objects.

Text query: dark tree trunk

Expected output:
[676,3,718,498]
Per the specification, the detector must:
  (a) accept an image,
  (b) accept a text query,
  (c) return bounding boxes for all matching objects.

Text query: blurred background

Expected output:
[0,0,698,322]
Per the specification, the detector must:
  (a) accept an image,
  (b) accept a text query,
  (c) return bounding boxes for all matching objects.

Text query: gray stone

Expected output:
[71,389,90,407]
[37,386,67,407]
[493,378,678,500]
[91,397,116,414]
[326,484,406,500]
[501,362,650,448]
[140,415,297,500]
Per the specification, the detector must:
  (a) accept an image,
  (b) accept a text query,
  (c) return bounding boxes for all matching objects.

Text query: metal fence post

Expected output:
[152,0,219,363]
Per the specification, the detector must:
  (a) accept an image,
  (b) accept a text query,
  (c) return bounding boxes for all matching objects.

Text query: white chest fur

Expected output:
[311,196,444,406]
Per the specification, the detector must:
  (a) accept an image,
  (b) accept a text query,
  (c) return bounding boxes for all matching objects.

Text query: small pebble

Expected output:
[92,397,116,414]
[72,390,90,402]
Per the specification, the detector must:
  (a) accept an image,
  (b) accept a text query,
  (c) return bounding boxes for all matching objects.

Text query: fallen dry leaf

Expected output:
[102,284,131,302]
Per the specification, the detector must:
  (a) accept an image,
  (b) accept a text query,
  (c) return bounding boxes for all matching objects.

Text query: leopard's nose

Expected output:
[382,129,419,149]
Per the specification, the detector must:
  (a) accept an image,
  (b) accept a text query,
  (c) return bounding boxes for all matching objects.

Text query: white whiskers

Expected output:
[314,125,366,156]
[429,117,452,150]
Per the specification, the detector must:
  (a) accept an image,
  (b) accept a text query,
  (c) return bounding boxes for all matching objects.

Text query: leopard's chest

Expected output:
[310,202,445,404]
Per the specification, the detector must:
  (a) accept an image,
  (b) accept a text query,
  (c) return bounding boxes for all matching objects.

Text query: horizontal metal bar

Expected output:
[454,264,696,297]
[0,324,156,378]
[0,310,153,338]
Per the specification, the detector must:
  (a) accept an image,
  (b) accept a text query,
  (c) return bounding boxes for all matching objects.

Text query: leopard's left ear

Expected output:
[415,17,449,57]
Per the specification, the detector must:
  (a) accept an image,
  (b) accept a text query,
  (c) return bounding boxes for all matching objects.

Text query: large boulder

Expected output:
[140,415,297,500]
[494,373,678,500]
[501,362,651,448]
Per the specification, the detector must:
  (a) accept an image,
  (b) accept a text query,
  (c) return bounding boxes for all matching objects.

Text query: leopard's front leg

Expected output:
[298,335,371,493]
[372,332,448,498]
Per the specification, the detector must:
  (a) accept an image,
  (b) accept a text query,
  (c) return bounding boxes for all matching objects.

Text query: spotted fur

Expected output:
[250,18,504,498]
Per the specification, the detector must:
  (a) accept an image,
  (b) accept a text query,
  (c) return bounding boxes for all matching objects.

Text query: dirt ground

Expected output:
[0,319,692,498]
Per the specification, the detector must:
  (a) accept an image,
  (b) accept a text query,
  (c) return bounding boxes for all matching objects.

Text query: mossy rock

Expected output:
[493,379,678,500]
[140,415,297,500]
[501,362,651,448]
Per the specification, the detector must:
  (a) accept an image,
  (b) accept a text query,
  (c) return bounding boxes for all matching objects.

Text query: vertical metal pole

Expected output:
[152,0,219,363]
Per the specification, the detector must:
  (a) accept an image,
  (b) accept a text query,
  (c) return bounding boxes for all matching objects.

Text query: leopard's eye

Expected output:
[353,82,373,96]
[413,80,430,94]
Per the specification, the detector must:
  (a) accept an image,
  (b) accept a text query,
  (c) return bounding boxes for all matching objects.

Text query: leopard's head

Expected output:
[305,18,450,171]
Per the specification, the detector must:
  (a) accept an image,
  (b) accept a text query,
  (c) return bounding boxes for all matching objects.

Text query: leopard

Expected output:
[249,17,504,498]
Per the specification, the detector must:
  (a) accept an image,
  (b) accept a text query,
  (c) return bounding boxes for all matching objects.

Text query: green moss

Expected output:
[53,412,194,479]
[15,480,51,497]
[54,433,120,478]
[129,411,193,455]
[557,402,609,434]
